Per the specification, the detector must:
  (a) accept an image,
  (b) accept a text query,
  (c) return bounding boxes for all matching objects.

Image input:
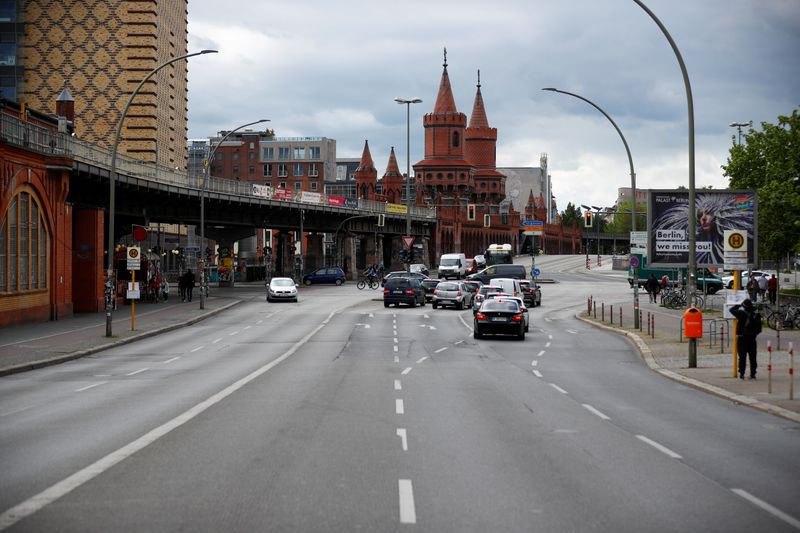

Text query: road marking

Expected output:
[398,479,417,524]
[582,404,611,420]
[532,370,543,378]
[544,317,552,322]
[212,337,223,344]
[256,320,263,324]
[545,342,551,348]
[567,329,578,334]
[548,334,553,340]
[394,338,398,343]
[190,346,204,353]
[531,360,538,366]
[731,489,800,530]
[394,356,399,363]
[229,331,239,336]
[417,356,429,363]
[394,379,402,390]
[243,325,251,330]
[355,323,371,329]
[0,306,344,532]
[401,367,412,375]
[423,314,430,319]
[162,357,181,365]
[537,350,545,357]
[126,368,149,376]
[75,382,107,392]
[369,313,374,318]
[396,399,405,414]
[434,347,447,353]
[636,435,682,459]
[549,383,568,394]
[396,428,408,451]
[455,340,463,345]
[394,346,398,353]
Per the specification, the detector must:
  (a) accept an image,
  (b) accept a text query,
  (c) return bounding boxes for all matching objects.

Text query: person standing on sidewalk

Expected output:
[179,272,187,302]
[757,273,768,302]
[767,274,777,305]
[730,299,762,379]
[746,276,758,302]
[645,274,660,303]
[185,269,196,302]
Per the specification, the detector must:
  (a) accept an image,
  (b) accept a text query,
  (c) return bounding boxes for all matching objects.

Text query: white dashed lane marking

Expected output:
[396,399,405,415]
[731,489,800,530]
[162,357,180,365]
[434,347,447,354]
[537,350,545,357]
[401,367,412,376]
[126,368,149,376]
[636,435,682,459]
[212,338,223,344]
[549,383,568,394]
[582,404,611,420]
[394,379,402,390]
[417,356,430,363]
[532,370,543,378]
[398,479,417,524]
[396,428,408,451]
[190,346,204,353]
[75,382,107,393]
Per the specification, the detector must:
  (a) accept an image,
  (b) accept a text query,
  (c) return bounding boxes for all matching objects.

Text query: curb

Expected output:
[575,312,800,424]
[0,300,242,377]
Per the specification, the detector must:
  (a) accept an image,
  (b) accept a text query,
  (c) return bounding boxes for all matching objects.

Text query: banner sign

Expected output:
[272,188,293,201]
[327,195,346,207]
[297,191,322,204]
[344,198,359,209]
[647,190,757,267]
[386,203,408,214]
[251,184,274,199]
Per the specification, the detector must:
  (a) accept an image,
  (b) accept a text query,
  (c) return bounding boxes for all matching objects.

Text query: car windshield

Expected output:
[440,258,459,266]
[421,280,439,288]
[385,279,410,288]
[272,279,294,287]
[437,282,458,291]
[478,286,502,296]
[481,300,519,312]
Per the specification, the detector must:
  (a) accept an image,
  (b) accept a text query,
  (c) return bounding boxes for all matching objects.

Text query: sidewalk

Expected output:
[578,296,800,423]
[0,293,241,376]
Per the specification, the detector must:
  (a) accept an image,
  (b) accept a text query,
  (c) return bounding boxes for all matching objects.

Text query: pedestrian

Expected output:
[730,299,762,379]
[179,271,187,302]
[745,276,758,302]
[185,269,196,302]
[161,278,170,301]
[757,273,768,302]
[644,274,659,303]
[767,274,777,305]
[660,274,668,291]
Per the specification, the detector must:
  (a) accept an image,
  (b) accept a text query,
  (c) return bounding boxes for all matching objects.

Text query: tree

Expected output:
[722,109,800,262]
[560,202,583,228]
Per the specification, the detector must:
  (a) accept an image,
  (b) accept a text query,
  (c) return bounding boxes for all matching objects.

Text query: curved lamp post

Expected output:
[394,97,422,272]
[199,119,270,309]
[632,0,698,367]
[543,87,640,329]
[106,49,217,337]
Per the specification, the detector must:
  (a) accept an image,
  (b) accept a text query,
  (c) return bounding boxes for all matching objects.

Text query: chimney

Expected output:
[55,82,75,124]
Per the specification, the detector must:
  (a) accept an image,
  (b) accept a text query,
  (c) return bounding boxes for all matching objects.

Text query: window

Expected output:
[263,164,272,177]
[0,190,48,292]
[262,147,274,160]
[452,131,460,147]
[249,142,254,149]
[232,152,240,160]
[309,163,319,177]
[294,181,302,190]
[0,43,15,66]
[249,166,255,175]
[233,166,239,173]
[215,152,224,160]
[309,146,321,159]
[293,163,304,176]
[310,182,317,191]
[248,152,255,160]
[293,147,305,160]
[279,181,286,188]
[278,164,288,177]
[278,147,290,160]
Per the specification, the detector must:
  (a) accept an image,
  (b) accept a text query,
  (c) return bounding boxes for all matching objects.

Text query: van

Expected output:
[438,253,467,279]
[489,277,523,299]
[468,264,526,284]
[626,253,723,294]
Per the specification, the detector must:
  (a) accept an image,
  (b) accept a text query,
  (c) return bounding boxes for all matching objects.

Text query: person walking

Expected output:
[185,269,196,302]
[746,276,758,302]
[757,273,768,302]
[644,274,659,303]
[161,278,170,301]
[178,271,187,302]
[767,274,778,305]
[730,299,762,379]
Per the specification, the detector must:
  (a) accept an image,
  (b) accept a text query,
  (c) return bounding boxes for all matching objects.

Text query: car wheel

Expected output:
[384,302,390,308]
[518,328,526,340]
[267,296,272,302]
[420,298,426,307]
[525,324,529,332]
[335,279,343,286]
[456,300,463,310]
[432,302,438,309]
[304,280,312,286]
[473,325,482,339]
[707,287,719,295]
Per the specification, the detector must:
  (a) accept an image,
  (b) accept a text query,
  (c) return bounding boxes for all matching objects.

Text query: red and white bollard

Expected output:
[789,342,795,401]
[767,341,772,394]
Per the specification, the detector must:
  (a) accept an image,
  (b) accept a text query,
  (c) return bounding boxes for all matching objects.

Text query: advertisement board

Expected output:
[251,184,273,199]
[327,195,346,207]
[297,191,322,204]
[647,190,757,267]
[386,203,408,214]
[272,188,293,201]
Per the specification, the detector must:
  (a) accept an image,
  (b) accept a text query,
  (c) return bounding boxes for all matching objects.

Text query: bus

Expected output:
[484,243,513,266]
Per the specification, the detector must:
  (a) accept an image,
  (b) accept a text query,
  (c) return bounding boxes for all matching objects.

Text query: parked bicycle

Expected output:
[661,287,704,309]
[766,303,800,330]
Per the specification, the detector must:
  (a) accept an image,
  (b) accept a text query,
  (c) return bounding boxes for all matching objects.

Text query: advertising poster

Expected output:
[272,188,292,201]
[648,190,757,267]
[327,195,346,207]
[251,184,273,199]
[344,198,359,209]
[386,203,408,214]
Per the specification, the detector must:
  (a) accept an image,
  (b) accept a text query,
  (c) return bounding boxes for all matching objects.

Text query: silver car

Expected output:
[267,277,298,302]
[432,281,473,310]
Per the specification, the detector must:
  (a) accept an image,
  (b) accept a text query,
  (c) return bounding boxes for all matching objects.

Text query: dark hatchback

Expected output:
[383,277,426,308]
[302,267,346,286]
[382,270,427,287]
[474,299,526,340]
[420,278,440,302]
[519,280,541,307]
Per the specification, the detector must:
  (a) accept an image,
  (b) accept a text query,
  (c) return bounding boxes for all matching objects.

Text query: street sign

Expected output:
[723,230,749,270]
[402,236,415,249]
[126,246,141,270]
[630,256,640,268]
[523,230,543,236]
[132,225,148,241]
[533,267,541,277]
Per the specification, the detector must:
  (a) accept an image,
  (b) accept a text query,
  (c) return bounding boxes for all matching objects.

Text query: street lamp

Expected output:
[729,120,751,145]
[395,97,422,272]
[545,87,641,328]
[105,49,217,337]
[199,119,270,309]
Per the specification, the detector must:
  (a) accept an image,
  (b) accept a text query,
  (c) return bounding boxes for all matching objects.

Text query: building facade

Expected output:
[14,0,190,168]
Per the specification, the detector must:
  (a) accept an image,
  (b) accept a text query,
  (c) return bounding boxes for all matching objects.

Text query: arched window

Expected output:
[360,184,367,198]
[452,131,459,147]
[0,190,48,292]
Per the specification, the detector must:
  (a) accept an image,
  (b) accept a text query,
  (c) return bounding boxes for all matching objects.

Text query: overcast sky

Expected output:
[185,0,800,212]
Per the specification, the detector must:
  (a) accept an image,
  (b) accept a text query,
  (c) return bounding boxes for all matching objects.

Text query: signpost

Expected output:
[724,229,749,377]
[402,236,415,249]
[126,246,141,331]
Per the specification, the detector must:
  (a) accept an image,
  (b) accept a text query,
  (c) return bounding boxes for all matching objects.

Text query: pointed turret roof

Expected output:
[357,139,376,172]
[468,70,489,128]
[433,47,458,114]
[384,146,401,177]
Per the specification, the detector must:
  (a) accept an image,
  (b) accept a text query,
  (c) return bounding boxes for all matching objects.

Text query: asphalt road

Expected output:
[0,256,798,532]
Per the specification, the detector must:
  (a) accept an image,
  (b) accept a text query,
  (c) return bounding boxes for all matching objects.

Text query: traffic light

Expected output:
[467,204,476,221]
[483,214,491,228]
[377,214,385,227]
[584,210,593,228]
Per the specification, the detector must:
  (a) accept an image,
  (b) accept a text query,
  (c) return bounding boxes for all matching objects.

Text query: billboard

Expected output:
[647,189,757,267]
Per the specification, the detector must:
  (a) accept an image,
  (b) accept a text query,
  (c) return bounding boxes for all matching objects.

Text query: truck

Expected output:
[627,253,723,294]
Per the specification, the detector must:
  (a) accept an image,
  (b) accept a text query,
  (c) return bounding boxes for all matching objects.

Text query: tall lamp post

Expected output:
[633,0,698,367]
[394,97,422,272]
[199,119,270,309]
[545,87,640,328]
[729,120,751,146]
[106,49,217,337]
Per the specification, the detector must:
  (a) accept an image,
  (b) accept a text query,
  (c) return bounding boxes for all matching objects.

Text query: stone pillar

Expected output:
[72,207,105,312]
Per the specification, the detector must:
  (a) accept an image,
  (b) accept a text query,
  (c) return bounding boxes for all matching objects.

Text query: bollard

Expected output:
[651,314,655,339]
[601,302,605,322]
[588,296,592,314]
[593,300,597,319]
[639,310,643,332]
[720,325,724,354]
[789,342,795,401]
[619,307,622,328]
[610,304,614,324]
[767,341,772,395]
[647,312,651,336]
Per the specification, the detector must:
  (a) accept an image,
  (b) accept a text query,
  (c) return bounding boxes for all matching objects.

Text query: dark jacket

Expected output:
[730,303,759,338]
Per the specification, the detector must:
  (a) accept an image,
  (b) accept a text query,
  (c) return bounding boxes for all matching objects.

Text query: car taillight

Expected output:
[433,289,438,295]
[383,289,389,294]
[457,290,462,296]
[512,314,523,321]
[406,289,414,295]
[475,313,486,319]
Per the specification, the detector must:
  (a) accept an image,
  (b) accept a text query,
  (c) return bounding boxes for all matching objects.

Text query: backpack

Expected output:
[743,311,762,337]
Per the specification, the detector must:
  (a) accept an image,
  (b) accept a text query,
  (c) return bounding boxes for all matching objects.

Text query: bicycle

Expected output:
[357,275,379,290]
[766,303,800,330]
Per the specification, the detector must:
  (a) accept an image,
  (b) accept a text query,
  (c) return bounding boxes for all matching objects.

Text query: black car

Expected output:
[383,277,426,307]
[382,270,427,287]
[420,278,440,302]
[519,280,541,307]
[473,299,526,340]
[467,264,526,284]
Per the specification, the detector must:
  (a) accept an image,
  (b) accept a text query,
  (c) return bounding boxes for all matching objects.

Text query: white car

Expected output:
[267,277,298,302]
[721,270,772,289]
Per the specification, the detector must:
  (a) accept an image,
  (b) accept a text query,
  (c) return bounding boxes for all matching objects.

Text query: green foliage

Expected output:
[561,202,583,228]
[603,199,647,234]
[722,109,800,260]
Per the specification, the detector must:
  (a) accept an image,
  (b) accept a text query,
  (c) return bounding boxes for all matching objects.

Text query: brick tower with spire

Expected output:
[381,146,404,204]
[464,70,505,205]
[354,140,377,200]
